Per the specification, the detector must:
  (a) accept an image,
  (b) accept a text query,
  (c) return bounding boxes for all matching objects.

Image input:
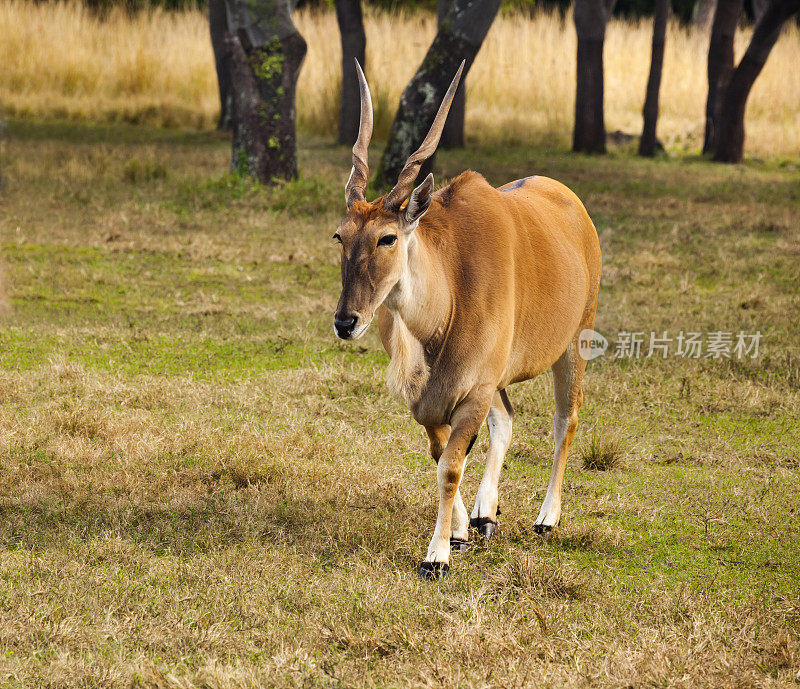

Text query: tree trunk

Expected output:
[221,0,307,183]
[703,0,743,153]
[437,0,466,148]
[376,0,501,189]
[573,0,614,154]
[639,0,669,156]
[694,0,718,30]
[209,0,233,130]
[335,0,366,146]
[751,0,771,22]
[714,0,800,161]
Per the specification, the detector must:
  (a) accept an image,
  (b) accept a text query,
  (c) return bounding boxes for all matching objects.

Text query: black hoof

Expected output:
[478,522,496,540]
[471,516,497,540]
[418,561,449,580]
[534,523,553,536]
[450,537,469,553]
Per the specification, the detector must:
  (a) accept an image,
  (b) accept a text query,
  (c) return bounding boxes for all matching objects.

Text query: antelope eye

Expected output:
[377,234,397,247]
[333,232,342,244]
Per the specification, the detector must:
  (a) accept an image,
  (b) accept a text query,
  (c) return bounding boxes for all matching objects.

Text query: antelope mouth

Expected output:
[333,315,373,341]
[350,320,371,340]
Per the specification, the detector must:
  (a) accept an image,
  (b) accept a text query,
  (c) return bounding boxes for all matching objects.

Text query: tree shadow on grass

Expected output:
[0,467,422,565]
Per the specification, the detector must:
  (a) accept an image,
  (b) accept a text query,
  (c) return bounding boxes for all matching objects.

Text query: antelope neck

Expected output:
[386,230,452,347]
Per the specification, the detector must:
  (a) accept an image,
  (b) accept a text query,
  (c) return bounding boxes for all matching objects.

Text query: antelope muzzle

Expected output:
[333,312,360,339]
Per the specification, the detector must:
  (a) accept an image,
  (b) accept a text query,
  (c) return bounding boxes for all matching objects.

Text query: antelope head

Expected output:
[332,60,464,340]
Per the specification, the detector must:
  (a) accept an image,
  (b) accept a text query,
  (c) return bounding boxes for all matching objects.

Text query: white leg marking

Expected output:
[535,344,584,531]
[471,394,512,523]
[535,412,570,528]
[452,490,469,541]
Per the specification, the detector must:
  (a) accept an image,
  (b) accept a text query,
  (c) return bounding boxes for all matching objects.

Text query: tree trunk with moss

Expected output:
[335,0,366,146]
[222,0,307,183]
[714,0,800,162]
[703,0,742,153]
[376,0,501,189]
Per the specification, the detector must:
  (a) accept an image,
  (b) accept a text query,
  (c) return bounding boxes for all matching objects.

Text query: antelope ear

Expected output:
[403,173,434,230]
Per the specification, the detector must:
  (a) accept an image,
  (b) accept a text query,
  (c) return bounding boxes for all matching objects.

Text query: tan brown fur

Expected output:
[335,170,601,573]
[334,68,601,575]
[374,171,600,419]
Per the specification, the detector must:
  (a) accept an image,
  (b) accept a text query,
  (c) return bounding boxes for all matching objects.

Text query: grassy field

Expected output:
[2,0,800,156]
[0,120,799,687]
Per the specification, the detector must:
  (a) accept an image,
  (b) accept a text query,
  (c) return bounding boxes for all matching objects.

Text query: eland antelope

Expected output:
[332,61,602,579]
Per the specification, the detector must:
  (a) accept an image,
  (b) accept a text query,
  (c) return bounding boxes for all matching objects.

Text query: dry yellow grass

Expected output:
[2,0,800,156]
[0,1,217,127]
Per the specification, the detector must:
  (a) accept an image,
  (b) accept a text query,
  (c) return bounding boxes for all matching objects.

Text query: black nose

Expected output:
[334,314,358,339]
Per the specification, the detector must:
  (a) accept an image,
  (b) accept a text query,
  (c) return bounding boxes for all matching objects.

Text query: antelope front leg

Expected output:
[425,425,469,550]
[419,392,492,580]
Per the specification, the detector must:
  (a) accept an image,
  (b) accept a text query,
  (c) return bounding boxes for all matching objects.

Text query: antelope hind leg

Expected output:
[470,390,514,540]
[534,342,586,534]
